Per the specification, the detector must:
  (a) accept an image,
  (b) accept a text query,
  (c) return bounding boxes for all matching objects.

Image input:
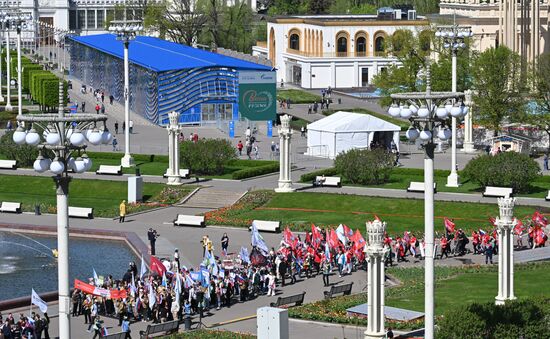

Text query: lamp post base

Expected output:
[461,142,476,153]
[121,154,135,168]
[495,296,516,306]
[446,172,460,187]
[275,181,295,193]
[5,103,13,112]
[364,331,386,339]
[166,175,183,186]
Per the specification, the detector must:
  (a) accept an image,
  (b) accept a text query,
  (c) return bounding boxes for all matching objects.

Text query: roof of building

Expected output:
[307,111,401,133]
[70,34,273,72]
[268,14,428,25]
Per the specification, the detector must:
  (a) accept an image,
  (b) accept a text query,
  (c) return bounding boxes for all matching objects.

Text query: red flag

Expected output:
[74,279,127,299]
[489,217,497,227]
[352,230,366,254]
[328,229,341,249]
[532,211,548,227]
[150,256,167,276]
[444,218,455,233]
[311,224,322,249]
[342,224,353,239]
[305,232,311,245]
[283,227,298,249]
[513,218,524,236]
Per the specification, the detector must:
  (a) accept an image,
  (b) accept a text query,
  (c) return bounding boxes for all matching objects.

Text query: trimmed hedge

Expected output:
[436,297,550,339]
[231,163,279,180]
[86,151,169,163]
[299,167,339,182]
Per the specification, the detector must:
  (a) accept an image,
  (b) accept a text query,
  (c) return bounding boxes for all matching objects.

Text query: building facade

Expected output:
[252,13,429,89]
[438,0,549,61]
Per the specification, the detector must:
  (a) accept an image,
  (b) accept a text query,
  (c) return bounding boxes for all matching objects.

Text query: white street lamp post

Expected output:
[166,111,182,185]
[0,15,4,103]
[108,20,142,168]
[10,12,33,118]
[275,114,295,192]
[14,82,110,339]
[3,14,12,111]
[495,197,517,305]
[364,219,387,339]
[435,25,473,187]
[387,62,465,339]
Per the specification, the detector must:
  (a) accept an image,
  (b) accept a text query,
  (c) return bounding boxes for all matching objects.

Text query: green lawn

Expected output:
[324,108,410,131]
[277,89,322,104]
[289,262,550,330]
[219,191,544,235]
[0,174,194,217]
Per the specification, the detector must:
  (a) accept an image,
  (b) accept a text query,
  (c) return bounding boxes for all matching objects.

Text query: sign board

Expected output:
[229,120,235,138]
[238,71,276,121]
[267,120,273,137]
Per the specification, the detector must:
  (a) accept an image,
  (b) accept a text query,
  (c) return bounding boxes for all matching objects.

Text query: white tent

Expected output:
[306,111,401,159]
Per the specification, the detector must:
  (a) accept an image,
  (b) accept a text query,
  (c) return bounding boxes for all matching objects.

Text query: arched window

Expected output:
[335,31,349,57]
[289,34,300,50]
[356,37,366,56]
[375,36,385,55]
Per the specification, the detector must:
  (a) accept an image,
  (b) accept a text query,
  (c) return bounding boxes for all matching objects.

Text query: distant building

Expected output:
[438,0,548,61]
[252,11,429,89]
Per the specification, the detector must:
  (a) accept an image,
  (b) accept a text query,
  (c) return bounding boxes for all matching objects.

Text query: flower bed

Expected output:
[162,329,255,338]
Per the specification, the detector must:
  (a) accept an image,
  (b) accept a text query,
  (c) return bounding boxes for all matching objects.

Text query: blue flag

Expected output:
[251,223,269,255]
[240,247,250,264]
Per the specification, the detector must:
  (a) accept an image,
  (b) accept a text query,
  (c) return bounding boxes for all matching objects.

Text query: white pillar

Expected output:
[365,220,387,339]
[495,197,517,305]
[121,41,134,167]
[55,176,71,339]
[424,143,435,339]
[275,115,295,192]
[17,27,22,116]
[166,111,182,185]
[5,29,12,111]
[462,90,475,153]
[0,29,4,102]
[447,51,460,187]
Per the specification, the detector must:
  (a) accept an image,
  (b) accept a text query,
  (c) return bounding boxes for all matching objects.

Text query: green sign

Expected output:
[238,71,276,121]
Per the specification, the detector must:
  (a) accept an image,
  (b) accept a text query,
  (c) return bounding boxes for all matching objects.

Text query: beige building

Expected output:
[438,0,549,61]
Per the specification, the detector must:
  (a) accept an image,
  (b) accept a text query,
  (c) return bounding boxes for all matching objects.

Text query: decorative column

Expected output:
[495,197,517,305]
[462,89,475,153]
[364,219,387,339]
[166,111,182,185]
[5,26,12,111]
[275,114,295,192]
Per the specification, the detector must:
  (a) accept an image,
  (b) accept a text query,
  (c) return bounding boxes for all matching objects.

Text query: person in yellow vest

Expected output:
[119,200,127,223]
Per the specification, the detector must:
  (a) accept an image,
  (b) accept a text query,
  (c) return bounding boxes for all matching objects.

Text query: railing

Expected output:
[285,49,384,58]
[306,145,330,158]
[256,41,267,48]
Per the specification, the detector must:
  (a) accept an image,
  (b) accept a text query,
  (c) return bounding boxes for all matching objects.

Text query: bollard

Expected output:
[35,204,41,215]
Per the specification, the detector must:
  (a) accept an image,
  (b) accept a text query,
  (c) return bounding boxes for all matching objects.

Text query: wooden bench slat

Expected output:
[250,220,280,233]
[407,181,437,193]
[483,186,513,198]
[0,160,17,169]
[324,282,353,299]
[269,292,306,308]
[0,202,22,213]
[68,206,94,219]
[96,165,123,176]
[139,320,179,339]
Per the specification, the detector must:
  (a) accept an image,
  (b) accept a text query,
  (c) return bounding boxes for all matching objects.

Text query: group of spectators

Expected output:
[0,312,50,339]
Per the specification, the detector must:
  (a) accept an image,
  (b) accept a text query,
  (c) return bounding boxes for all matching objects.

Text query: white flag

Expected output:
[31,289,48,313]
[251,223,269,255]
[148,284,156,309]
[140,255,147,279]
[93,268,99,286]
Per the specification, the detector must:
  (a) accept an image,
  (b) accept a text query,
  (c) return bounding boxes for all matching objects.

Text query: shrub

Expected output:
[179,139,237,175]
[436,297,550,339]
[299,167,339,182]
[231,163,279,180]
[0,131,39,166]
[462,152,540,193]
[334,148,394,185]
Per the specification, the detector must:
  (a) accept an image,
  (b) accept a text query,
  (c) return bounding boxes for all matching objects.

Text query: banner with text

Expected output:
[74,279,127,299]
[238,71,276,121]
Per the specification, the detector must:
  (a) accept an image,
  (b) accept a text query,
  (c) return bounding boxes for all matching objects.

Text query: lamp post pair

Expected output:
[0,11,12,110]
[435,24,473,187]
[13,82,110,339]
[108,19,142,168]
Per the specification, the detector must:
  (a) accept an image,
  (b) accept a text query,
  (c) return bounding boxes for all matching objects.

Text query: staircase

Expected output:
[180,187,246,209]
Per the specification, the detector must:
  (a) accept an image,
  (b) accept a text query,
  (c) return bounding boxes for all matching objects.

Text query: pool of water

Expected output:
[0,231,139,301]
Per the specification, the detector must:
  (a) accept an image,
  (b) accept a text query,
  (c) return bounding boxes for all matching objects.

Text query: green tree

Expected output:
[0,131,39,166]
[529,53,550,154]
[334,148,395,185]
[161,0,208,45]
[179,139,237,175]
[471,46,525,135]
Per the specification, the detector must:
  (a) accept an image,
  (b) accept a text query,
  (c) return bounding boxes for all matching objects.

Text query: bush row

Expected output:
[231,163,279,180]
[335,148,395,185]
[85,151,169,163]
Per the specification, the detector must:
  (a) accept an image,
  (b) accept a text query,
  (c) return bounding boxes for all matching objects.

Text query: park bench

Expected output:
[407,181,437,193]
[0,202,22,213]
[313,176,341,187]
[163,168,190,179]
[0,159,17,169]
[482,186,513,198]
[103,332,128,339]
[250,220,280,233]
[68,206,94,219]
[96,165,123,175]
[324,282,353,299]
[139,320,179,339]
[173,214,205,227]
[546,190,550,201]
[269,292,306,308]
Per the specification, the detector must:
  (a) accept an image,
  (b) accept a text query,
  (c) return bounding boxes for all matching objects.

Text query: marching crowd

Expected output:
[2,211,547,339]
